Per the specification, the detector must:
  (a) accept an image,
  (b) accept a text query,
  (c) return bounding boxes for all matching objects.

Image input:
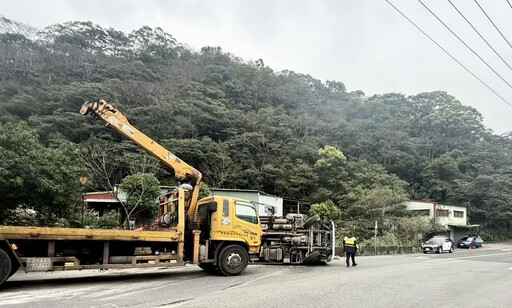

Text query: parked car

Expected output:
[422,236,454,254]
[457,236,483,248]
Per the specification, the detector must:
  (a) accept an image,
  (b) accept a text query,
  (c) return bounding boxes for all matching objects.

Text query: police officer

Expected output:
[343,235,358,267]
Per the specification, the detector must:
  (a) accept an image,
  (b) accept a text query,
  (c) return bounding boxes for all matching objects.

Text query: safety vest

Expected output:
[344,236,356,247]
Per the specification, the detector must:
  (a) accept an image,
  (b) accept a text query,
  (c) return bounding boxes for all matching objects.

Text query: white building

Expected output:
[210,188,283,217]
[404,200,479,241]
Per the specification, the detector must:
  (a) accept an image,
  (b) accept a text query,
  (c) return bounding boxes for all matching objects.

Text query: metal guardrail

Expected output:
[335,245,416,256]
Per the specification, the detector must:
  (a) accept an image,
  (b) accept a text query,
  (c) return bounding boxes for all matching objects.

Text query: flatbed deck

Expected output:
[0,226,180,242]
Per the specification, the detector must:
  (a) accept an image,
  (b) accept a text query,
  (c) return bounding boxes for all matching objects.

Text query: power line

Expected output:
[384,0,512,109]
[418,0,512,91]
[448,0,512,72]
[474,0,512,50]
[508,0,512,10]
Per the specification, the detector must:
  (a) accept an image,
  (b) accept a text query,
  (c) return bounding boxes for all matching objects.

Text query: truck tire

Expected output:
[217,245,249,276]
[198,263,219,274]
[0,249,12,286]
[303,250,323,265]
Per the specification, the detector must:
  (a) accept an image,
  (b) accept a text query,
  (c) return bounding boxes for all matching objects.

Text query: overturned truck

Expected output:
[259,213,335,264]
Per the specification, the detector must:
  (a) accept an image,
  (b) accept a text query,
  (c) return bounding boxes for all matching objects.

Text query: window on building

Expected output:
[454,210,464,218]
[412,209,430,216]
[436,209,449,217]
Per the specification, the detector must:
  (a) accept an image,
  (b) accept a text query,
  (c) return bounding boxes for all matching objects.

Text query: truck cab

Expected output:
[193,196,261,275]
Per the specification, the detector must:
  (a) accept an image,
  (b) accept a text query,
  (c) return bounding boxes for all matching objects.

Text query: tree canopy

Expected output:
[1,17,511,239]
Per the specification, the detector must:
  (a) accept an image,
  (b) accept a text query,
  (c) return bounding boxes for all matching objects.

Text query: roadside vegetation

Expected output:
[0,17,511,240]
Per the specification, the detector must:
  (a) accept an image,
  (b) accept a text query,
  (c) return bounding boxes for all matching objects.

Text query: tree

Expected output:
[309,200,341,220]
[395,217,429,247]
[0,121,83,226]
[119,173,160,229]
[82,209,122,229]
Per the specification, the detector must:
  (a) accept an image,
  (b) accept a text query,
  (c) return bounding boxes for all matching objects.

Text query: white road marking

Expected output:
[157,299,191,307]
[214,270,282,293]
[416,257,429,260]
[501,249,511,252]
[99,282,178,301]
[426,251,512,262]
[0,285,98,305]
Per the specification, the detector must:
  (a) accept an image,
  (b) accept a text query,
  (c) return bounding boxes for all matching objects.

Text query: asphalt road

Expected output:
[1,243,511,308]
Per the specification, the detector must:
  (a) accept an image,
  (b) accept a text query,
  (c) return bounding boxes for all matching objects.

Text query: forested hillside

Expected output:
[1,17,511,240]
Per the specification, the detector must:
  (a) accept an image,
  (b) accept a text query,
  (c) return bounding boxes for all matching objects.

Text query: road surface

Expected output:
[1,243,511,307]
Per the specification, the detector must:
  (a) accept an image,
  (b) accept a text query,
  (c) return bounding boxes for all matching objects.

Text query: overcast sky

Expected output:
[3,0,512,133]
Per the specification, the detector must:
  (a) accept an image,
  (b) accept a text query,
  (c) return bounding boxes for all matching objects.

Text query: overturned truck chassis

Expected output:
[259,214,335,264]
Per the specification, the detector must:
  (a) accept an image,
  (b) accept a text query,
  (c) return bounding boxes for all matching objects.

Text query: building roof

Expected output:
[405,200,466,208]
[448,224,480,229]
[84,192,118,203]
[84,186,176,204]
[210,188,276,197]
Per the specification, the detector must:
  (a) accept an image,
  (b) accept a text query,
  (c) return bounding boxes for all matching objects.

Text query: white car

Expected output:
[422,236,454,254]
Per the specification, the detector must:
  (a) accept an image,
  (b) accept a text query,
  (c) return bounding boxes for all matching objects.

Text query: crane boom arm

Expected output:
[80,100,203,217]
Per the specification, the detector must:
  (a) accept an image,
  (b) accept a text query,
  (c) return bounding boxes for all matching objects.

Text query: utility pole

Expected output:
[80,177,88,226]
[374,220,378,254]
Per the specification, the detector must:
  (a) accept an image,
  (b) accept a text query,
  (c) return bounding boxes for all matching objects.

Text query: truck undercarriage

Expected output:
[259,214,335,264]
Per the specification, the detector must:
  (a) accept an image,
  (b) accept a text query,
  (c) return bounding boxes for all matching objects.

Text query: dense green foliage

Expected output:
[82,209,122,229]
[0,18,511,239]
[0,121,83,226]
[119,172,160,228]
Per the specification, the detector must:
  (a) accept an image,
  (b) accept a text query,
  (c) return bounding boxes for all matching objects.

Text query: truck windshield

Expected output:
[235,202,258,224]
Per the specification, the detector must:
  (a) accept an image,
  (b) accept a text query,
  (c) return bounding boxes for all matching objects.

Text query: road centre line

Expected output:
[426,251,512,262]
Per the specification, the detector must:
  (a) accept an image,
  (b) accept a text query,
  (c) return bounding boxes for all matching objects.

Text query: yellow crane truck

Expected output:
[0,100,334,287]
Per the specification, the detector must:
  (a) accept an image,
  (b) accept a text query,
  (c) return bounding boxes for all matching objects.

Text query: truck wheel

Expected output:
[198,263,218,274]
[217,245,249,276]
[449,246,453,253]
[0,249,12,286]
[303,250,322,265]
[436,247,441,254]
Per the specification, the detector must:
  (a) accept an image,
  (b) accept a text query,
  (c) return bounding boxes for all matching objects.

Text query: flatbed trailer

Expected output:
[0,190,189,285]
[0,226,184,271]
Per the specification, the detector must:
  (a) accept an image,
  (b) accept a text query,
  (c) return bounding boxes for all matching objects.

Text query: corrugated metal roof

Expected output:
[210,188,276,197]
